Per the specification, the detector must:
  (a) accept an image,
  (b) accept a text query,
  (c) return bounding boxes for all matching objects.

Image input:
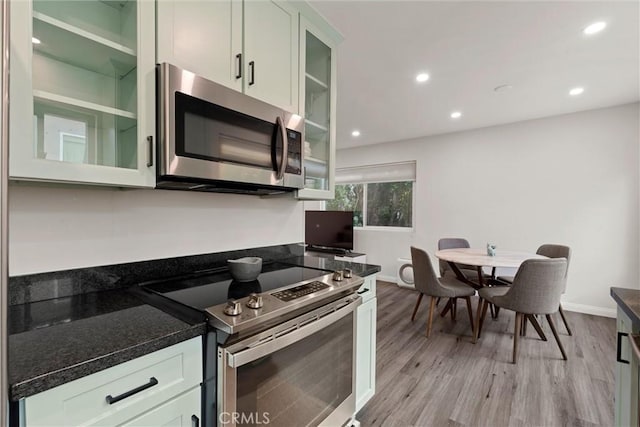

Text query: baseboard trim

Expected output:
[561,302,616,318]
[382,277,415,289]
[380,279,615,318]
[377,274,396,283]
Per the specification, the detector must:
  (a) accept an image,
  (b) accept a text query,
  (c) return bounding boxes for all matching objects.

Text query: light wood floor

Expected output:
[357,281,616,427]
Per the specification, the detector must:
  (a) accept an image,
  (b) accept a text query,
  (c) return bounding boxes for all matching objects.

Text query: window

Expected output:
[326,162,415,229]
[327,183,364,226]
[60,133,87,164]
[35,104,93,164]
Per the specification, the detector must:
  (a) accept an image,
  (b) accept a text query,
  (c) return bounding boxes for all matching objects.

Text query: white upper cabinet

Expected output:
[296,14,341,200]
[243,1,299,113]
[10,0,156,187]
[157,0,242,92]
[157,0,299,114]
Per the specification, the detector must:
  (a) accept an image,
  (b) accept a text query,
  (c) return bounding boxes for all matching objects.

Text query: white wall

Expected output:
[338,103,640,316]
[9,185,304,275]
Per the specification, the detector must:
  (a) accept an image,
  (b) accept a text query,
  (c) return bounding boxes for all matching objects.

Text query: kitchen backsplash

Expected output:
[9,183,304,275]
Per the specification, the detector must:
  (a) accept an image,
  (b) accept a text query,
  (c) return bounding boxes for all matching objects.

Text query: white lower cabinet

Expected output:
[120,387,201,427]
[23,337,203,427]
[615,306,639,427]
[355,275,377,413]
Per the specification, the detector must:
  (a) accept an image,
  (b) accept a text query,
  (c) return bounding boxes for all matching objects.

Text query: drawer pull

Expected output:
[105,377,158,405]
[617,332,630,364]
[192,415,200,427]
[357,288,370,295]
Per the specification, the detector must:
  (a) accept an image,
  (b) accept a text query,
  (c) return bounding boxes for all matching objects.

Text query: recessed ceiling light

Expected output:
[494,84,513,92]
[416,73,430,83]
[450,111,462,119]
[32,37,41,45]
[583,21,607,35]
[569,87,584,96]
[351,130,361,137]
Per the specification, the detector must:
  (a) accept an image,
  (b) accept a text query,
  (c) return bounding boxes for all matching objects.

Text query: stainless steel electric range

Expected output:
[137,262,364,427]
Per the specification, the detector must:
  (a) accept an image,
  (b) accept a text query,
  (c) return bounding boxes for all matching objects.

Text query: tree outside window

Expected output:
[367,182,412,227]
[326,183,364,226]
[327,181,413,228]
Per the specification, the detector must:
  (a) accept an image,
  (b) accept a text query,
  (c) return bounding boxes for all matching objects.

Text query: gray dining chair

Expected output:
[437,238,478,280]
[474,258,568,364]
[498,244,572,335]
[410,246,476,338]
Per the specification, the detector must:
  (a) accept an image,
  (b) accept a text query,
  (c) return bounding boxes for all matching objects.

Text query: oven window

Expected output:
[175,92,277,170]
[235,313,353,427]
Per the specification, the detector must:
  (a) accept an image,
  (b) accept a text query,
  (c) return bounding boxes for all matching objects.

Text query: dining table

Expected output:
[435,247,548,288]
[435,247,548,319]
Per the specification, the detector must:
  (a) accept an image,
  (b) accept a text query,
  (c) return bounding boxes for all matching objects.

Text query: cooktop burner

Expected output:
[142,263,330,311]
[140,261,365,337]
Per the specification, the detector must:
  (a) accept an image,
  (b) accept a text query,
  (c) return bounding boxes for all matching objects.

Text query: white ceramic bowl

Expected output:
[227,257,263,282]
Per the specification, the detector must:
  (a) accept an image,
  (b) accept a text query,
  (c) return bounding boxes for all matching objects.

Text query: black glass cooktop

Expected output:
[141,262,331,311]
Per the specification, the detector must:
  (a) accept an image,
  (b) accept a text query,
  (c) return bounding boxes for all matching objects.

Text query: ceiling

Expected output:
[309,1,640,149]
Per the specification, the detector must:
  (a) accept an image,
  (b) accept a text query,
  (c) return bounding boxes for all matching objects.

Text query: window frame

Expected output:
[59,132,88,164]
[326,180,415,231]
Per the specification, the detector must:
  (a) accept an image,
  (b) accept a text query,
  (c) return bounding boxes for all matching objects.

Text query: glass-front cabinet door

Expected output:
[9,0,155,187]
[297,16,340,200]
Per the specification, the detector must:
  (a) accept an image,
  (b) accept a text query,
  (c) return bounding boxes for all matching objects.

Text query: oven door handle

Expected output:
[227,297,360,368]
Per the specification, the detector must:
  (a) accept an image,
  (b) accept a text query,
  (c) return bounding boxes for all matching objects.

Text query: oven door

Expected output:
[218,296,360,427]
[158,63,304,189]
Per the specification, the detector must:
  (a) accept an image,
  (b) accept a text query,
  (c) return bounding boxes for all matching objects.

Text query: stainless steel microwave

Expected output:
[156,63,304,195]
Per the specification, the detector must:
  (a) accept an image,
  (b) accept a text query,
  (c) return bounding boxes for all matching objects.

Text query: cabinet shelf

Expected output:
[305,72,328,92]
[304,176,326,189]
[306,119,328,144]
[306,118,328,132]
[33,11,136,77]
[34,90,137,135]
[305,156,327,165]
[304,156,327,179]
[34,90,136,120]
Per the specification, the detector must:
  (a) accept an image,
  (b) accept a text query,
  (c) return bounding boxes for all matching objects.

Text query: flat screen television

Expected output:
[305,210,354,252]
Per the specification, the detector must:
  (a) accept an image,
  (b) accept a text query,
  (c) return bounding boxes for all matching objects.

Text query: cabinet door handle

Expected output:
[357,288,370,295]
[191,415,200,427]
[146,136,153,167]
[617,332,630,364]
[235,53,242,79]
[105,377,158,405]
[249,61,255,86]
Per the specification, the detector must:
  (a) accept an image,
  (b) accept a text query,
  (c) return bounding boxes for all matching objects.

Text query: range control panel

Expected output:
[271,281,330,302]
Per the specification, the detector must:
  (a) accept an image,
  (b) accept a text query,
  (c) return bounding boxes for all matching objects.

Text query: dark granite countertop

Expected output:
[610,287,640,329]
[8,289,206,401]
[6,244,379,401]
[281,255,381,277]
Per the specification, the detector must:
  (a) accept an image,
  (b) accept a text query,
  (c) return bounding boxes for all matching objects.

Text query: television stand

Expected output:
[307,246,349,255]
[306,247,367,264]
[334,252,367,264]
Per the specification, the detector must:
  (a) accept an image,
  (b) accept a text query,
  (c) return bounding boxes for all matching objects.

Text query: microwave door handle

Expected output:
[276,116,288,181]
